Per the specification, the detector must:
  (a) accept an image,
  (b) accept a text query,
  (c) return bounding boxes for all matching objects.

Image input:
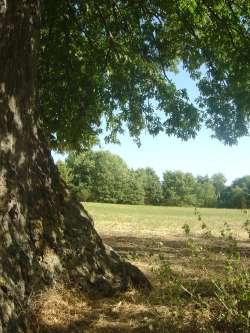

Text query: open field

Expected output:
[86,202,250,240]
[35,203,250,333]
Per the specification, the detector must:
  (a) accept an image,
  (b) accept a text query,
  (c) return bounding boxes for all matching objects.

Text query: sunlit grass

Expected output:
[85,202,249,240]
[32,202,250,332]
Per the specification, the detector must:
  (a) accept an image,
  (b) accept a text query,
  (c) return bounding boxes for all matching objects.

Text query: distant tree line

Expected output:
[57,151,250,208]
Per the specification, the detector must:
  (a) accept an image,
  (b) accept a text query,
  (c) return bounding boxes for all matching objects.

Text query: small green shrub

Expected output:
[154,226,250,332]
[209,262,250,332]
[182,223,190,236]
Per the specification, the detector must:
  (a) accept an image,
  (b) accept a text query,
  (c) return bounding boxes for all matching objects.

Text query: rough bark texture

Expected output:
[0,1,150,332]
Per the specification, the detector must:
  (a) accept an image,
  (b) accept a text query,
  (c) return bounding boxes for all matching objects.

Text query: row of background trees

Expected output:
[57,150,250,208]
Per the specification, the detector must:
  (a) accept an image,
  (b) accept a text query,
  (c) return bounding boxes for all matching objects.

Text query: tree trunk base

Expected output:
[0,176,151,333]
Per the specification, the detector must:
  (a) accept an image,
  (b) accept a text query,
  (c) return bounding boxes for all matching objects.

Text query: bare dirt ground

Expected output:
[30,194,250,332]
[32,232,250,333]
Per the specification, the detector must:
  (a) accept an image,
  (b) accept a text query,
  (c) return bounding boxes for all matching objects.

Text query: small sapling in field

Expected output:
[182,223,190,236]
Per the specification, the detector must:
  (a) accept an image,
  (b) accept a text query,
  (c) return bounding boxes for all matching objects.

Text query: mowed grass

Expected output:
[85,202,249,240]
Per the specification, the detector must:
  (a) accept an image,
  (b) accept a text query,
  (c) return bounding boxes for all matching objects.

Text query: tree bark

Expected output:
[0,1,150,332]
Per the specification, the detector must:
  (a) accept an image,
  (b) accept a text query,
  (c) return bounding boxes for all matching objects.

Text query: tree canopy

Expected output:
[67,150,130,202]
[58,150,250,208]
[39,0,250,151]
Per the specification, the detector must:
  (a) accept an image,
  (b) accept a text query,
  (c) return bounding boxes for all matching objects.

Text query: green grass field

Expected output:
[85,202,249,240]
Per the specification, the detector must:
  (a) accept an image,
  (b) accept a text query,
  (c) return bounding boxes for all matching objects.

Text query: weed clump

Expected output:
[150,222,250,332]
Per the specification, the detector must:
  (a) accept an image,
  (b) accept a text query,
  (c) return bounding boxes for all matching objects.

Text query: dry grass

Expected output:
[29,283,153,333]
[30,236,250,332]
[29,284,90,332]
[30,203,250,332]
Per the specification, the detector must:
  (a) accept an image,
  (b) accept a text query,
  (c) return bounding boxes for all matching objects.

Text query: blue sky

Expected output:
[53,69,250,185]
[97,128,250,185]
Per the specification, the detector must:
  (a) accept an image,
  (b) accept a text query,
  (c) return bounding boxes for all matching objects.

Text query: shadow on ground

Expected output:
[35,234,250,333]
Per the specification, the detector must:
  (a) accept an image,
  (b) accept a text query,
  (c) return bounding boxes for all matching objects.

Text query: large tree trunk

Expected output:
[0,2,150,332]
